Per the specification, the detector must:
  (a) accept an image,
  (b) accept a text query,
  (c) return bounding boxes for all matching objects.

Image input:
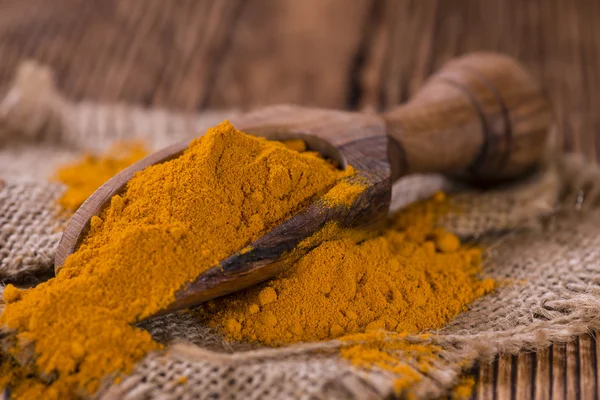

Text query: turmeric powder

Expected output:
[55,141,148,211]
[201,193,494,393]
[204,194,494,345]
[339,331,443,394]
[1,121,493,398]
[452,376,476,399]
[54,139,306,213]
[1,121,352,399]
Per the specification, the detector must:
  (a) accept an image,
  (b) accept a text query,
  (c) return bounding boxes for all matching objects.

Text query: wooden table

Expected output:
[1,1,598,398]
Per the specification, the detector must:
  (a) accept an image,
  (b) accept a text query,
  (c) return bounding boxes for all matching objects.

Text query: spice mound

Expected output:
[0,121,350,399]
[203,194,495,345]
[200,194,494,393]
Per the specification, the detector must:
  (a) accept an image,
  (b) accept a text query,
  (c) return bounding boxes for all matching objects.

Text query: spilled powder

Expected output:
[339,331,443,393]
[204,193,494,345]
[452,376,476,399]
[55,141,148,211]
[1,121,355,399]
[202,192,495,393]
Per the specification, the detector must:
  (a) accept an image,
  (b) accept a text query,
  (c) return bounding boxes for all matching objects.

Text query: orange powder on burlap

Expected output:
[1,121,352,399]
[55,142,148,211]
[202,193,494,393]
[204,193,494,345]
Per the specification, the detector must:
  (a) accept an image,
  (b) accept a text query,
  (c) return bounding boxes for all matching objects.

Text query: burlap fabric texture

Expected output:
[1,62,600,399]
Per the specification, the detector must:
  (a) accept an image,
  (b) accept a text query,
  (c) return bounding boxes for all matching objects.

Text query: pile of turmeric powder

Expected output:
[202,193,494,345]
[200,193,493,393]
[1,120,494,399]
[0,121,352,399]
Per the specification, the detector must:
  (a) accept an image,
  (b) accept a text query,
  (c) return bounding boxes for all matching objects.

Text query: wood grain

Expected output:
[478,362,495,400]
[516,353,534,400]
[567,341,580,400]
[206,0,374,109]
[536,348,552,400]
[497,354,514,400]
[0,0,598,398]
[0,0,245,109]
[480,336,600,400]
[579,336,596,400]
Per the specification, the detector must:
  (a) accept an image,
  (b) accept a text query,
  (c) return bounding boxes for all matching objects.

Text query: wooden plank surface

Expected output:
[476,337,599,400]
[0,0,598,398]
[516,353,533,400]
[579,336,596,400]
[536,347,552,400]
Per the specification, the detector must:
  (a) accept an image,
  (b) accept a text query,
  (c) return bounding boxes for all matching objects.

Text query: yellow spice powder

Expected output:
[1,121,353,399]
[203,194,494,345]
[55,141,148,211]
[339,331,443,394]
[201,193,494,393]
[452,376,476,399]
[54,138,310,213]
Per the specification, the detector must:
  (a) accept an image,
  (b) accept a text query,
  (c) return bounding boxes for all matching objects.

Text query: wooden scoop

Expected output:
[54,52,550,318]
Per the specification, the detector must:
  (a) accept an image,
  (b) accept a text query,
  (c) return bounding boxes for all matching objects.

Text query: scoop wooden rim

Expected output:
[54,52,551,317]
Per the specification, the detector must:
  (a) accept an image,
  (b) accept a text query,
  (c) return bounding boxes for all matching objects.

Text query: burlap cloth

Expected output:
[1,62,600,399]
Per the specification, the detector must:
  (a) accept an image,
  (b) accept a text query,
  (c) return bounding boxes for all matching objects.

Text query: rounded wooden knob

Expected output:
[383,52,552,183]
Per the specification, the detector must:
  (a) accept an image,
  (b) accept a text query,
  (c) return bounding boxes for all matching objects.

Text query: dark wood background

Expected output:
[0,0,598,398]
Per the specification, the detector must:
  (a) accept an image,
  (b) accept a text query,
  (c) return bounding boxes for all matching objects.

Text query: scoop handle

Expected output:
[383,52,551,183]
